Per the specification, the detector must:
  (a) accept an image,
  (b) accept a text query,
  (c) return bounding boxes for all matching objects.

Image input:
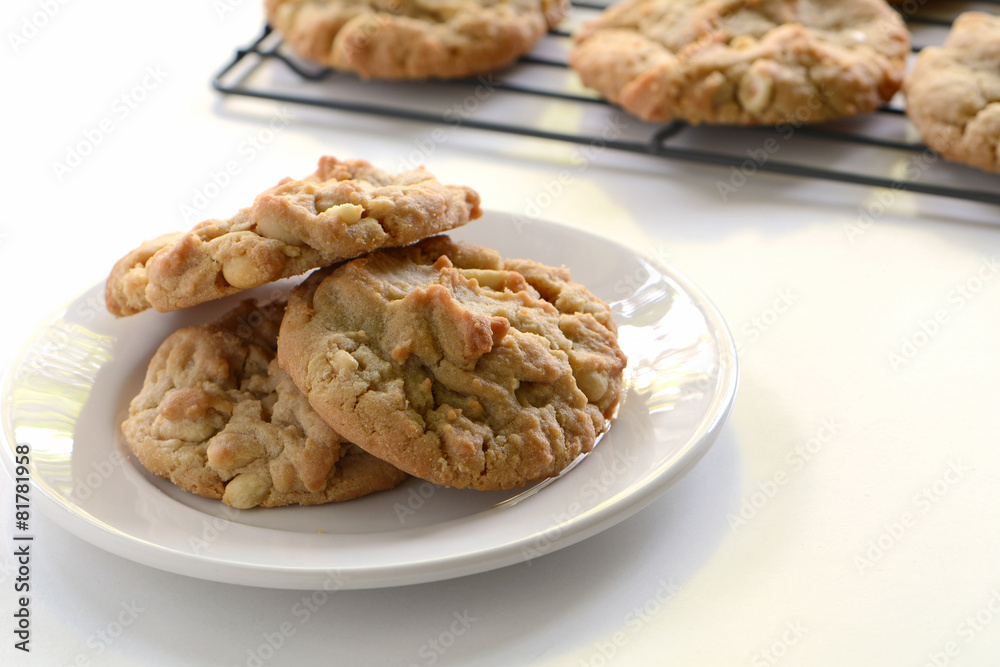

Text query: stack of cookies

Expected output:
[109,156,627,509]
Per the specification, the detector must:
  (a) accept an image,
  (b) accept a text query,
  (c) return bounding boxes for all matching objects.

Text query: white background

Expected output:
[2,1,1000,665]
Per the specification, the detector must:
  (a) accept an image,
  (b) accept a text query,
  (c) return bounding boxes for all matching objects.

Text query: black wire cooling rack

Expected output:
[212,1,1000,206]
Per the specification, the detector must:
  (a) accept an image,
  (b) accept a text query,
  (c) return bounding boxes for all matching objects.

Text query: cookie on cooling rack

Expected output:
[264,0,567,80]
[568,0,910,125]
[122,299,408,508]
[904,12,1000,174]
[105,155,482,317]
[277,235,627,491]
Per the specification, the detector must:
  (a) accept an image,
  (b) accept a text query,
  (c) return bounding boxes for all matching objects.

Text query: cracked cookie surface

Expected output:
[265,0,567,80]
[904,12,1000,173]
[277,236,627,490]
[122,299,408,508]
[106,156,482,316]
[569,0,909,125]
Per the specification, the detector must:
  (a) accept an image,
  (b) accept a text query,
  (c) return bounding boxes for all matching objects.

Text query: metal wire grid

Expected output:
[212,1,1000,206]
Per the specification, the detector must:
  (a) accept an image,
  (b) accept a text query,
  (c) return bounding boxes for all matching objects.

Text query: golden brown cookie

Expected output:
[106,156,482,317]
[277,235,627,491]
[264,0,567,80]
[904,12,1000,173]
[121,299,408,508]
[569,0,910,125]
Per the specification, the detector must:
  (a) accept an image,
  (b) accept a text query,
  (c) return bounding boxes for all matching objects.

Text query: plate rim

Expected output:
[0,215,738,589]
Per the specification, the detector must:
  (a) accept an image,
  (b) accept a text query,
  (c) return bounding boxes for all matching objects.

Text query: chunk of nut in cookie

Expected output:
[319,203,363,225]
[254,211,301,245]
[222,253,270,289]
[329,348,359,375]
[738,61,775,115]
[458,268,514,292]
[223,472,271,508]
[153,387,231,441]
[219,239,287,290]
[207,431,266,471]
[575,369,609,404]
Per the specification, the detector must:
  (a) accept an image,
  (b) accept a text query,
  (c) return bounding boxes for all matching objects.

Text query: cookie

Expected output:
[264,0,567,80]
[277,235,627,491]
[568,0,910,125]
[121,298,408,508]
[904,12,1000,174]
[106,156,482,317]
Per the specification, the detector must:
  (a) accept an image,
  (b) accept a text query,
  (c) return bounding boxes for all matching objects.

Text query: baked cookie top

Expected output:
[122,299,408,508]
[277,236,627,490]
[265,0,567,80]
[569,0,910,125]
[106,156,482,317]
[904,12,1000,173]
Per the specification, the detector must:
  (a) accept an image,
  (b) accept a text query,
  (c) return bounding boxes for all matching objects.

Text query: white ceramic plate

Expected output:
[0,214,737,590]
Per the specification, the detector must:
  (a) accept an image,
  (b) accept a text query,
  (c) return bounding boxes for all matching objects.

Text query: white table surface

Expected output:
[2,1,1000,665]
